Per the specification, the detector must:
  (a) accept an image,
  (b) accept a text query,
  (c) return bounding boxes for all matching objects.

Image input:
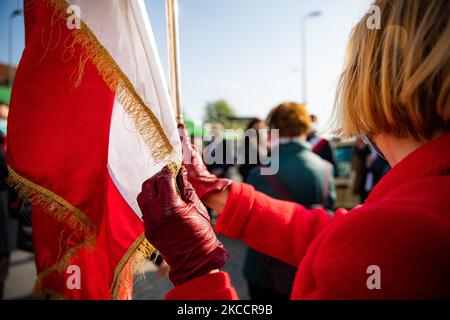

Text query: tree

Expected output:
[204,100,236,121]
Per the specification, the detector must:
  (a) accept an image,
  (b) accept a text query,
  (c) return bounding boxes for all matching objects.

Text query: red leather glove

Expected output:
[137,166,230,286]
[178,124,232,201]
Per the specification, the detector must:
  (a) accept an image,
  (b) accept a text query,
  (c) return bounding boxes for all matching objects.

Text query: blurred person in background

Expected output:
[352,136,372,202]
[138,0,450,299]
[0,104,9,137]
[362,149,390,201]
[353,136,390,202]
[0,131,10,300]
[0,103,15,299]
[205,123,233,179]
[307,114,338,174]
[243,103,335,300]
[238,118,268,182]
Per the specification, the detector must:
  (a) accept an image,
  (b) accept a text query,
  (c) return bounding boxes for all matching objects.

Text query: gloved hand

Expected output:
[178,124,232,201]
[137,165,230,286]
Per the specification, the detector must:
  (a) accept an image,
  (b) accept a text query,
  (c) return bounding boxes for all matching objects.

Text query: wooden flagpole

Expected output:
[166,0,184,124]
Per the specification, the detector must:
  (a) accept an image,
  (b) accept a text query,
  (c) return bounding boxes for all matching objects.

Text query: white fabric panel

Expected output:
[67,0,181,218]
[108,98,164,218]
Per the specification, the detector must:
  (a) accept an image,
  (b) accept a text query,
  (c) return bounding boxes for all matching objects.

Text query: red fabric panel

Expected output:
[9,1,113,226]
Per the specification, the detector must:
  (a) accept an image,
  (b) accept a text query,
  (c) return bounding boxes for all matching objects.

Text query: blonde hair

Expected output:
[334,0,450,141]
[268,102,311,137]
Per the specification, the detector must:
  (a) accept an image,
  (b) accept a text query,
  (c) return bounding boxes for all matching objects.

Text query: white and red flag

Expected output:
[7,0,181,299]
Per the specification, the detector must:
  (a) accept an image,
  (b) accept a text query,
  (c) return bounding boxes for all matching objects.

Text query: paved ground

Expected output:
[4,235,250,300]
[4,250,36,300]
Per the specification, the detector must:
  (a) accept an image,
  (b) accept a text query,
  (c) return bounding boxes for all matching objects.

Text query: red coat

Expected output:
[166,133,450,300]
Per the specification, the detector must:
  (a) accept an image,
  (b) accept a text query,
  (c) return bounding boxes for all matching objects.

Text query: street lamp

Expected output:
[300,10,322,105]
[8,8,23,87]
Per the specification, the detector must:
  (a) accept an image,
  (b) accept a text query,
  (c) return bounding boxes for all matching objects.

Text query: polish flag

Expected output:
[7,0,181,299]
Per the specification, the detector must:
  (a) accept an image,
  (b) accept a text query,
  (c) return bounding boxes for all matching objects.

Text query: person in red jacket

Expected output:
[137,0,450,299]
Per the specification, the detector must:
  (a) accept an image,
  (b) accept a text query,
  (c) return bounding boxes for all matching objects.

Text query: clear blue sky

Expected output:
[0,0,372,128]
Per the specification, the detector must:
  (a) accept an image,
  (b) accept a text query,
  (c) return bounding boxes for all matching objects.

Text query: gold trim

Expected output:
[6,166,97,298]
[7,166,96,237]
[110,234,156,300]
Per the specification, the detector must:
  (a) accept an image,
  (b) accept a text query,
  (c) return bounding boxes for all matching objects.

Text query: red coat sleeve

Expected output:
[165,183,347,300]
[165,272,238,300]
[215,182,345,267]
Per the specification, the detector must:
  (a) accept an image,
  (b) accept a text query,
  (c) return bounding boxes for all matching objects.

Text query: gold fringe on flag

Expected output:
[6,166,96,242]
[6,166,97,298]
[110,234,156,300]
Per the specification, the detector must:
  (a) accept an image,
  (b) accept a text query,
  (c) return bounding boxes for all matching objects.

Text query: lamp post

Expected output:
[8,8,23,87]
[300,10,322,105]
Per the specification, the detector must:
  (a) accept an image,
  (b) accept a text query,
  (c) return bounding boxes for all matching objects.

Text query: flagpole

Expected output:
[166,0,184,125]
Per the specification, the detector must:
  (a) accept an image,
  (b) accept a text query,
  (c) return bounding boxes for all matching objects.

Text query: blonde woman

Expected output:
[137,0,450,299]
